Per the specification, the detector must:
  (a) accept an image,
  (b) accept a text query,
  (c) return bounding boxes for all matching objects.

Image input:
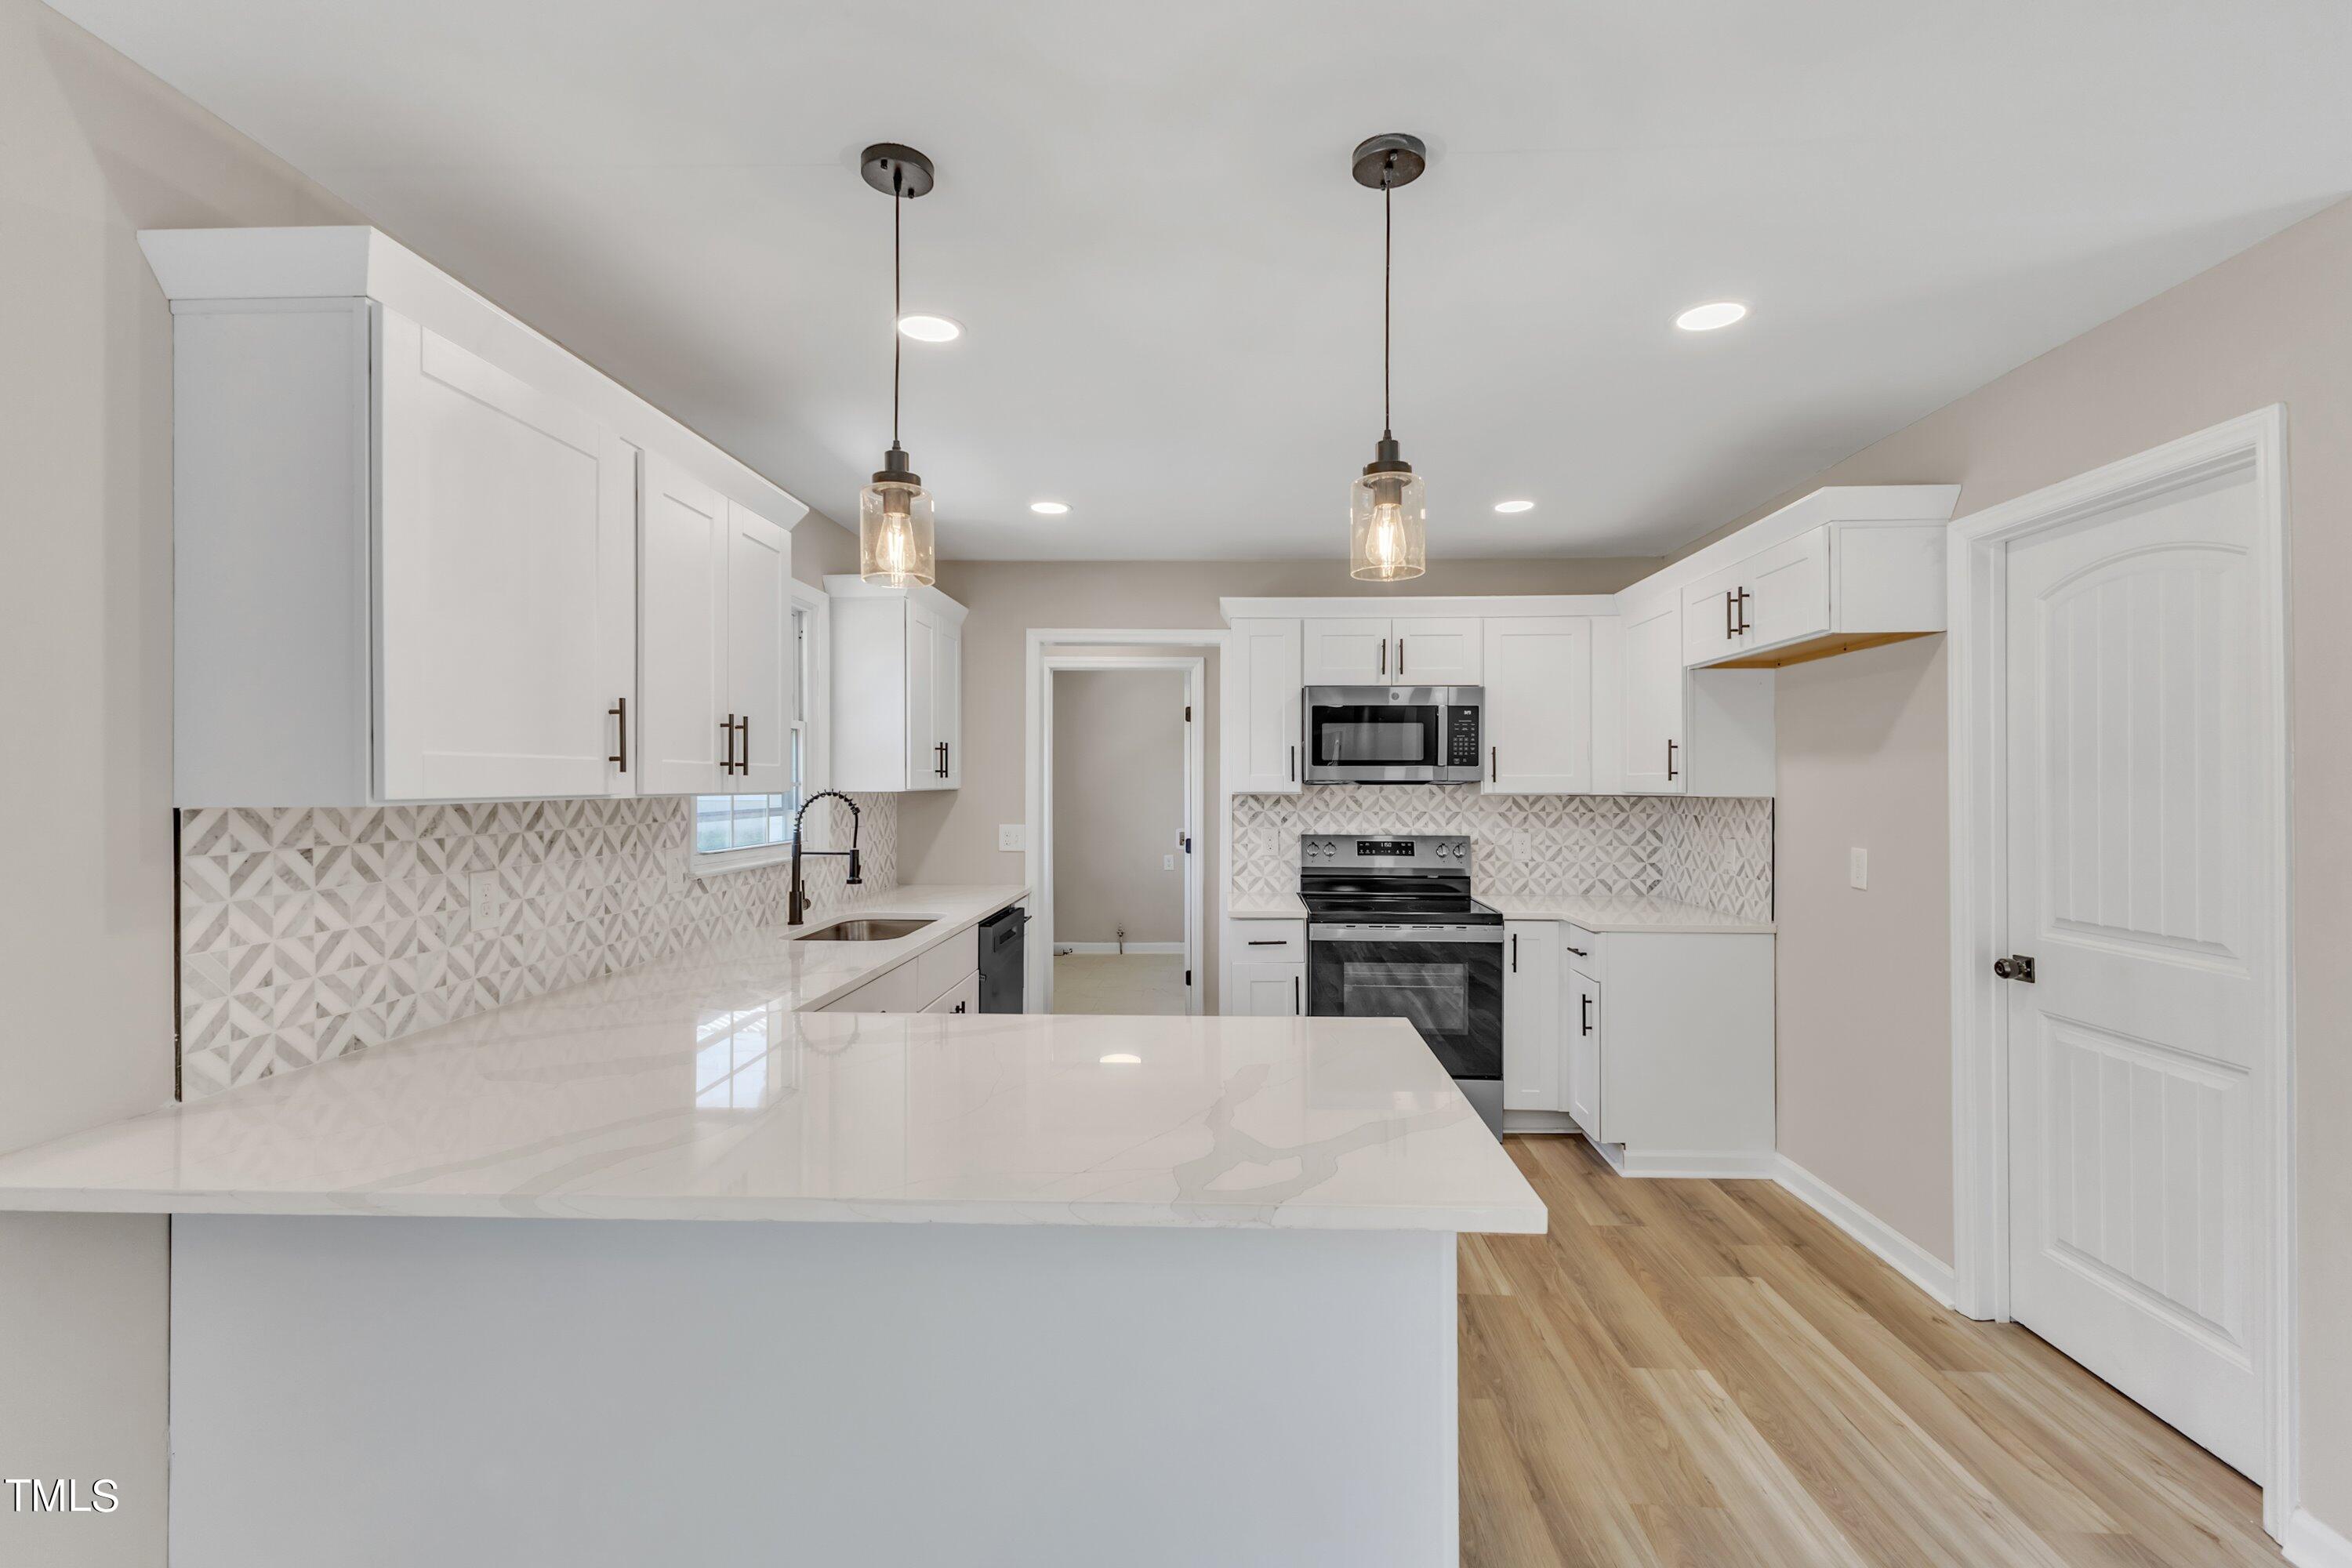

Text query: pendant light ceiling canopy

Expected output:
[858,141,938,587]
[1348,132,1428,584]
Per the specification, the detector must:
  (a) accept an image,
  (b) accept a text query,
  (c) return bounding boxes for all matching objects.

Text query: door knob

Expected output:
[1992,954,2036,983]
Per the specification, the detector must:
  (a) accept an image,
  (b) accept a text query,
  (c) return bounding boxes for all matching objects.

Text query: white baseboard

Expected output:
[1616,1148,1778,1180]
[2286,1508,2352,1568]
[1772,1155,1957,1308]
[1054,942,1186,956]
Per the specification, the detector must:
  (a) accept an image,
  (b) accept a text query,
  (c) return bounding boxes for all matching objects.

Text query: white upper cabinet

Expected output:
[1679,512,1948,670]
[1301,615,1482,685]
[1389,616,1482,684]
[1301,617,1392,684]
[1620,590,1684,793]
[1228,618,1303,794]
[149,227,808,808]
[724,501,794,795]
[636,456,730,796]
[1481,617,1591,793]
[826,576,967,793]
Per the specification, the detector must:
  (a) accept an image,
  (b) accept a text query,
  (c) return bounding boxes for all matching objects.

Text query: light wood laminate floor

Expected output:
[1460,1135,2281,1567]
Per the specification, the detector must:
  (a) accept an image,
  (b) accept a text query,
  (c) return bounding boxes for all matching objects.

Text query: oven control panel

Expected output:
[1300,834,1472,868]
[1445,705,1481,768]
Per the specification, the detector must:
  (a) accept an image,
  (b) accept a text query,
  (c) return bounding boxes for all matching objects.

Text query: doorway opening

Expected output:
[1029,644,1210,1016]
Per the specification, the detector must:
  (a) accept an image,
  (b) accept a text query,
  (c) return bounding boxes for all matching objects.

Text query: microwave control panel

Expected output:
[1446,706,1482,768]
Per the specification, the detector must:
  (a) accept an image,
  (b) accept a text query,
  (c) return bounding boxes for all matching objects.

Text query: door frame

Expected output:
[1945,405,2295,1533]
[1025,631,1221,1015]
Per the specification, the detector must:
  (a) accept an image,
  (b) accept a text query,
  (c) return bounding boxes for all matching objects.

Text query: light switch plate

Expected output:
[997,824,1026,852]
[469,869,500,930]
[1849,848,1868,890]
[1163,854,1176,870]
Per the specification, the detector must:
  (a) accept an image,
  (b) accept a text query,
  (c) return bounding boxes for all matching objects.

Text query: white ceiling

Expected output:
[53,0,2352,560]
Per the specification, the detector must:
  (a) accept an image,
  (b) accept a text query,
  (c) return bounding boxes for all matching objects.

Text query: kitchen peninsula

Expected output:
[0,884,1541,1568]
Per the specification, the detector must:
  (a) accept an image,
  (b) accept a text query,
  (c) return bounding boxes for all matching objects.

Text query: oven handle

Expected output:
[1308,925,1504,945]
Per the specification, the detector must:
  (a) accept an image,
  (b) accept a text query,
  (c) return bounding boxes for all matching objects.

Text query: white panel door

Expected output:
[906,604,940,789]
[375,309,635,800]
[1620,593,1684,793]
[1302,617,1393,685]
[725,502,793,797]
[2003,463,2275,1480]
[1481,617,1591,793]
[1230,962,1304,1017]
[1566,968,1602,1134]
[1231,619,1302,794]
[931,614,962,788]
[1501,922,1563,1112]
[1391,616,1482,684]
[635,455,728,797]
[1740,527,1833,652]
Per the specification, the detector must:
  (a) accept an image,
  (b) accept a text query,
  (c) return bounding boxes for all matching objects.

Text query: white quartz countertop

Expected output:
[0,884,1542,1234]
[1225,892,1308,920]
[1478,891,1773,933]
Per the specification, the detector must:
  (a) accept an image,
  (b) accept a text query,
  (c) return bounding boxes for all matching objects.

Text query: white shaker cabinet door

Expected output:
[1566,969,1602,1135]
[1620,593,1685,793]
[725,500,793,796]
[904,604,940,789]
[1230,619,1303,793]
[1301,616,1393,685]
[1230,961,1305,1017]
[1481,617,1592,794]
[1501,921,1564,1111]
[635,454,729,797]
[374,308,635,801]
[931,611,963,788]
[1389,616,1483,684]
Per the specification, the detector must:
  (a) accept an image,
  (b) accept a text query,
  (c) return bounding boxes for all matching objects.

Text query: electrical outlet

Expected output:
[1163,854,1176,870]
[1511,830,1533,860]
[469,869,500,931]
[1849,848,1869,890]
[997,824,1026,852]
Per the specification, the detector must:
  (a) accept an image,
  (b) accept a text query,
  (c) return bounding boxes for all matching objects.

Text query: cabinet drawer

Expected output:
[1229,923,1306,963]
[1562,925,1603,982]
[820,958,926,1014]
[915,926,980,1004]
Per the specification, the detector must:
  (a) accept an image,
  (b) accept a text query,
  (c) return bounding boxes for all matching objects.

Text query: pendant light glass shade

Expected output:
[1350,463,1427,582]
[858,456,935,588]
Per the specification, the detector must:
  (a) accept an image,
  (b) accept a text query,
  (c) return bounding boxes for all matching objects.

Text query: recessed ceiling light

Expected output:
[1099,1052,1142,1065]
[1494,499,1535,514]
[1675,300,1748,332]
[896,314,962,343]
[1029,500,1070,516]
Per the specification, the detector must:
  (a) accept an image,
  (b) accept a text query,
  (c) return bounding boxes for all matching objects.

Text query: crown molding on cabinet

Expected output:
[138,226,809,532]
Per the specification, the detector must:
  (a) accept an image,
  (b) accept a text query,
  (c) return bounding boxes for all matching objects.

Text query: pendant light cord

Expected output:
[891,166,903,448]
[1382,168,1393,438]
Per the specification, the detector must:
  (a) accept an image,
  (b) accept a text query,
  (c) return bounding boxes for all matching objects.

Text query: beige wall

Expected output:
[792,508,859,588]
[1051,670,1187,945]
[1702,194,2352,1532]
[0,2,362,1558]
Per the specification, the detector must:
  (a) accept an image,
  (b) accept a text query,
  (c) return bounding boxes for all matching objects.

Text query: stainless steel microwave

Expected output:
[1302,686,1483,784]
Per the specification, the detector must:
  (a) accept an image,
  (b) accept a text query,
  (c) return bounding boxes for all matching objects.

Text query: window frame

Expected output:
[689,580,830,878]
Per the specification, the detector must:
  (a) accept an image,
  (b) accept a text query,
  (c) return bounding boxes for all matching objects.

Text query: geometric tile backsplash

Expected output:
[1230,786,1771,921]
[177,793,895,1098]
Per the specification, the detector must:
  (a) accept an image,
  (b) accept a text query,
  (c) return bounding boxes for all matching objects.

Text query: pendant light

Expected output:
[1349,132,1428,583]
[858,143,938,587]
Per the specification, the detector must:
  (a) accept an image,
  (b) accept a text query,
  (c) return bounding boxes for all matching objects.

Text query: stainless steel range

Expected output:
[1301,834,1505,1134]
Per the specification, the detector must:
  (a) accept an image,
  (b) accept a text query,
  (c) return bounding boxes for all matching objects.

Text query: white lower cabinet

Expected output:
[1502,921,1775,1170]
[818,925,982,1015]
[923,971,982,1015]
[1501,922,1564,1111]
[1230,961,1306,1017]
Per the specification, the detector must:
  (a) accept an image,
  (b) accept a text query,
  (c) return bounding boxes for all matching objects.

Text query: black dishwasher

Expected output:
[977,904,1027,1014]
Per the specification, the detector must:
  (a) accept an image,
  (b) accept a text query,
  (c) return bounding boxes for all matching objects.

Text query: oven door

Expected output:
[1305,926,1504,1082]
[1303,690,1441,783]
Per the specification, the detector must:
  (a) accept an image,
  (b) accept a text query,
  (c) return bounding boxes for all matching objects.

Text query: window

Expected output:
[694,593,824,861]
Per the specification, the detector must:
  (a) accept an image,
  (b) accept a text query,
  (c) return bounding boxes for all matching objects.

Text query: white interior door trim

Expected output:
[1946,405,2296,1537]
[1025,630,1224,1016]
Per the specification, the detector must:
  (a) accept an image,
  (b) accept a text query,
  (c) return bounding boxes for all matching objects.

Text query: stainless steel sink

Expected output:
[794,917,933,942]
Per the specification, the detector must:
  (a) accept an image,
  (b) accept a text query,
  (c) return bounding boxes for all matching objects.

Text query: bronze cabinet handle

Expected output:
[1566,945,1589,957]
[1511,932,1519,973]
[1666,739,1678,781]
[720,713,736,774]
[1293,974,1301,1014]
[1490,746,1498,782]
[1733,586,1752,636]
[1247,938,1287,946]
[736,714,750,774]
[608,696,628,771]
[1725,590,1735,641]
[1379,639,1387,676]
[1581,994,1593,1036]
[1397,637,1405,676]
[1289,744,1297,782]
